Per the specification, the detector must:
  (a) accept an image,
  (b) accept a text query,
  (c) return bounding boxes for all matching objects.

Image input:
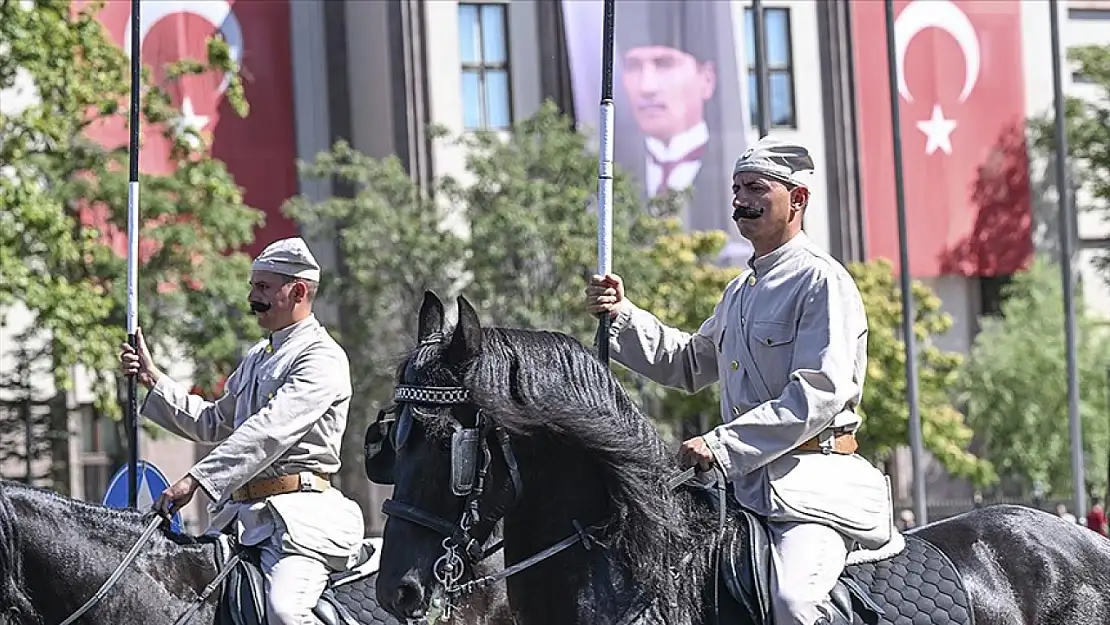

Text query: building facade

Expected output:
[3,0,1109,532]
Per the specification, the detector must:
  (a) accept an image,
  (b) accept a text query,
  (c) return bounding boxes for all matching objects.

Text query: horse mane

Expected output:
[0,481,41,625]
[451,326,710,618]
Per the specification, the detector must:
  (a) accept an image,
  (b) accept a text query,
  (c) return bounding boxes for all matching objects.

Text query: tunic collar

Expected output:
[268,314,319,352]
[748,231,809,275]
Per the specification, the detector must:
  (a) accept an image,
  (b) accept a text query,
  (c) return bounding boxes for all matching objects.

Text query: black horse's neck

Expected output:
[2,482,218,625]
[501,440,680,625]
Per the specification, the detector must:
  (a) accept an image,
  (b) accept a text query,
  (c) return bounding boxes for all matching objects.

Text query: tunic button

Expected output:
[267,392,274,400]
[747,275,757,286]
[730,360,739,371]
[765,338,773,346]
[732,406,742,417]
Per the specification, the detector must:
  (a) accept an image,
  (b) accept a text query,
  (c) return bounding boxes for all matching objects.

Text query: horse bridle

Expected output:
[381,379,729,625]
[380,382,609,619]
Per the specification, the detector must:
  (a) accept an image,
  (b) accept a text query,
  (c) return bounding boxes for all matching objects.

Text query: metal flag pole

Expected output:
[883,0,927,525]
[1049,0,1086,517]
[752,0,771,137]
[126,0,142,508]
[595,0,616,365]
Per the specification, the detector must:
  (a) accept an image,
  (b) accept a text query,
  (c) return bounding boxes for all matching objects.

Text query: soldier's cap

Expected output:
[251,237,321,282]
[732,137,816,189]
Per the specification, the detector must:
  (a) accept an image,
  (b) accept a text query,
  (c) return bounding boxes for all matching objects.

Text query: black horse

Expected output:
[0,478,511,624]
[375,292,1110,625]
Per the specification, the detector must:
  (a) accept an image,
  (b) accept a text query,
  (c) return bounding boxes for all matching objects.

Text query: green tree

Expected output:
[0,0,263,491]
[1030,44,1110,284]
[848,260,994,485]
[956,256,1110,498]
[283,141,468,530]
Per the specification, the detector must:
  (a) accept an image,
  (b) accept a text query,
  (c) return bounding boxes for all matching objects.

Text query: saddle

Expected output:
[692,487,975,625]
[213,534,386,625]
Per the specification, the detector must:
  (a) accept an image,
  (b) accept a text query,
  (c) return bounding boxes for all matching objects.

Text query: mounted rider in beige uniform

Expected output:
[120,237,365,625]
[586,138,894,625]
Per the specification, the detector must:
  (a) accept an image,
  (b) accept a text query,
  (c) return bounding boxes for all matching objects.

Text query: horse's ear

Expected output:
[447,295,482,365]
[418,291,445,343]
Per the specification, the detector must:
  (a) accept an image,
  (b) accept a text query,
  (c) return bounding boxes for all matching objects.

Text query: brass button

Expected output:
[267,392,274,400]
[730,360,739,371]
[265,344,274,354]
[747,275,757,286]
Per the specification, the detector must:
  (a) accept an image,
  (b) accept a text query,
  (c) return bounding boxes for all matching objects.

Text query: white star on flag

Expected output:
[171,96,210,148]
[916,104,957,156]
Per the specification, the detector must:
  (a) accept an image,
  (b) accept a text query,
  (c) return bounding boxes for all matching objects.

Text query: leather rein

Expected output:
[52,516,240,625]
[380,381,729,624]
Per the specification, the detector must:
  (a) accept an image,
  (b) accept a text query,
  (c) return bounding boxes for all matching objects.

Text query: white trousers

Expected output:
[260,539,329,625]
[768,521,851,625]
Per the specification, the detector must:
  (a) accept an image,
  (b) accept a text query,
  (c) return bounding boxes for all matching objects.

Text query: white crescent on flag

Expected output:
[894,0,981,104]
[121,0,244,98]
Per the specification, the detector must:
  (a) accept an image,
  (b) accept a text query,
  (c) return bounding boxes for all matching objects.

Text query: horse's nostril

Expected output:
[393,577,425,616]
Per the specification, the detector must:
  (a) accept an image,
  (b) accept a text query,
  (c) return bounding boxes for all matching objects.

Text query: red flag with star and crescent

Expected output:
[851,0,1033,278]
[75,0,299,259]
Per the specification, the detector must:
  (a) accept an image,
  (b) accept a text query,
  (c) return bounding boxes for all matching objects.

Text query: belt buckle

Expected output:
[298,472,315,492]
[817,429,835,455]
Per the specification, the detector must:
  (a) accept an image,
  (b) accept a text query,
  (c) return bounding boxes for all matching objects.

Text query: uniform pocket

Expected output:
[766,454,892,549]
[268,490,365,560]
[749,321,797,389]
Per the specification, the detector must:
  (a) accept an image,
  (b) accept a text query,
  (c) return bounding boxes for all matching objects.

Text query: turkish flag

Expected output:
[76,0,299,259]
[851,0,1032,277]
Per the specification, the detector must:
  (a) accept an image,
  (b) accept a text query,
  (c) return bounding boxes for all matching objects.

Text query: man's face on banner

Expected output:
[621,45,716,142]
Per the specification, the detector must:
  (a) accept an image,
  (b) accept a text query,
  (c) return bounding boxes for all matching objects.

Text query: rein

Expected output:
[53,515,240,625]
[381,381,732,624]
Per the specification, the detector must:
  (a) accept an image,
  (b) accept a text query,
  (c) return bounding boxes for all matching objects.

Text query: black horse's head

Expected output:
[376,292,521,621]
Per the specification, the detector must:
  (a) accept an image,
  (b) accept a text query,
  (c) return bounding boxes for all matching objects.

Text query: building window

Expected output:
[979,275,1013,318]
[79,405,119,502]
[458,3,512,130]
[744,7,796,129]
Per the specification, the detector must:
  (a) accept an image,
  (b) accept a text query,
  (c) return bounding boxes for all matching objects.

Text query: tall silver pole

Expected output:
[883,0,927,524]
[126,0,142,508]
[595,0,615,364]
[752,0,771,137]
[1049,0,1086,517]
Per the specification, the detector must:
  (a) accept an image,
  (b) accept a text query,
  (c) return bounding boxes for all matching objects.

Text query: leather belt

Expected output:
[231,472,331,502]
[797,431,858,455]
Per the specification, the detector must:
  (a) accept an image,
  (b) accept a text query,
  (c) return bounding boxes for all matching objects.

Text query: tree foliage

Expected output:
[1030,44,1110,283]
[956,257,1110,498]
[0,0,263,487]
[848,260,994,485]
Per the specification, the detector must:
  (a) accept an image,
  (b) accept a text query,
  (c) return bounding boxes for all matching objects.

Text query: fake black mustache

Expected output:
[732,205,764,221]
[249,300,272,314]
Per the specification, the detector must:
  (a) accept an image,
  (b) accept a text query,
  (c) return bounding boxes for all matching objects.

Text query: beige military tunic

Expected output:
[609,232,892,550]
[141,314,365,569]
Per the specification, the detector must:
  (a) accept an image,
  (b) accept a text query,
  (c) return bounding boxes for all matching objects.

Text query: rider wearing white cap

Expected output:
[120,237,365,625]
[587,137,895,625]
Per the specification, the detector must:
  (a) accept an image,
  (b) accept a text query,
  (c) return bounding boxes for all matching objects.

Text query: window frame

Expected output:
[458,1,514,131]
[743,6,797,129]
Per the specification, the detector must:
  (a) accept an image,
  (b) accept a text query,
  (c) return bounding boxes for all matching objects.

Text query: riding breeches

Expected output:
[767,521,852,625]
[259,540,329,625]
